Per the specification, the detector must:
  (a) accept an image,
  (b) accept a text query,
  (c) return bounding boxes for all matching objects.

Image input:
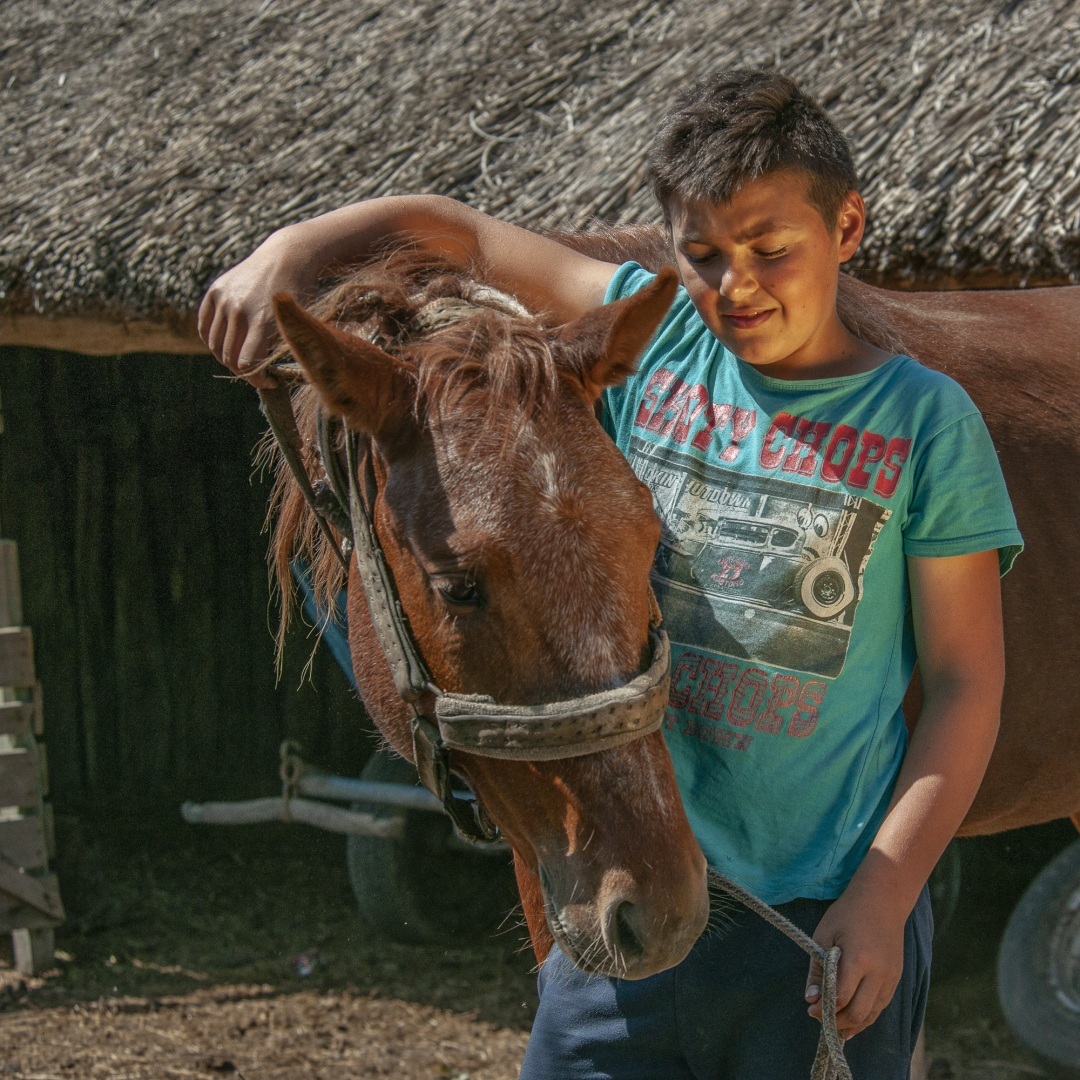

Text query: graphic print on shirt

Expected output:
[627,435,891,679]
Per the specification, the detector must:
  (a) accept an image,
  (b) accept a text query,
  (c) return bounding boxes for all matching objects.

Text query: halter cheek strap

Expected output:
[344,433,433,704]
[342,431,500,843]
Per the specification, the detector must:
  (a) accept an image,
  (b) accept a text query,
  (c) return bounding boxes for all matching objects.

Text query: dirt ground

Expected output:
[1,813,1077,1080]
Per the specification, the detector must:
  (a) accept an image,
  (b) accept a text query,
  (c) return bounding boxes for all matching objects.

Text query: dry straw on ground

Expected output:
[2,0,1078,328]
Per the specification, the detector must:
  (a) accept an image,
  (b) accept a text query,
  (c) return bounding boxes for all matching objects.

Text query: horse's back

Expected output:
[854,281,1080,834]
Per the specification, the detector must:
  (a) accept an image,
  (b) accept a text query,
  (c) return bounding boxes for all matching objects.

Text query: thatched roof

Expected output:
[2,0,1078,350]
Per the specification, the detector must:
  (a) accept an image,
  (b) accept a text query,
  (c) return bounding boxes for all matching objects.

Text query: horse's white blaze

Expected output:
[533,450,562,504]
[533,454,633,687]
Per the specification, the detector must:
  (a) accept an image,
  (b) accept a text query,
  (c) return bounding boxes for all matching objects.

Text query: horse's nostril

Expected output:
[613,901,645,960]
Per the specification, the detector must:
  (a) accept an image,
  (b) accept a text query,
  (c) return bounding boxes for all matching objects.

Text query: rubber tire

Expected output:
[997,837,1080,1070]
[346,750,517,945]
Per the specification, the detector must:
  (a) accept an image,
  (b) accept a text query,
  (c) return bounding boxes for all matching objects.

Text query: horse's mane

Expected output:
[263,252,560,662]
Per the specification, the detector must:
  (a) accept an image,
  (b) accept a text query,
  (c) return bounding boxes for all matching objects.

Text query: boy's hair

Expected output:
[648,69,859,226]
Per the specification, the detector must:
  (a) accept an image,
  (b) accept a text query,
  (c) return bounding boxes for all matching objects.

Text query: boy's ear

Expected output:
[272,293,415,440]
[557,267,679,401]
[837,191,867,263]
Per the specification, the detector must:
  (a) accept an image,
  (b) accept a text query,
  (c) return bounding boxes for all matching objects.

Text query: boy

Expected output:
[200,70,1021,1078]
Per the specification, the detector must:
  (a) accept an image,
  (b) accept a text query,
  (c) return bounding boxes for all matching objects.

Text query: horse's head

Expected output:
[270,259,708,979]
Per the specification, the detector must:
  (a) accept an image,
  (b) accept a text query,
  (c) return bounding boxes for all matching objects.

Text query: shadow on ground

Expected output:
[1,812,1078,1079]
[2,811,538,1028]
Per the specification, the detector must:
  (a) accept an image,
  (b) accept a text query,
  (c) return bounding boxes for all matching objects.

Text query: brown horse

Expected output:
[563,222,1080,838]
[265,254,709,978]
[265,232,1078,979]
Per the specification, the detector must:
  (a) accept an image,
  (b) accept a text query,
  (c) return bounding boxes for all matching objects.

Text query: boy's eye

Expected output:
[681,251,715,266]
[757,247,788,259]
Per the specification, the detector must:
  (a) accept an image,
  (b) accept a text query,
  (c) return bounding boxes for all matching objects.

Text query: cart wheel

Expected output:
[998,837,1080,1069]
[346,751,517,945]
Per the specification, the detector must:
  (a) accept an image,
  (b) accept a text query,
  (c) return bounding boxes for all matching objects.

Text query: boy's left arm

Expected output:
[805,548,1005,1038]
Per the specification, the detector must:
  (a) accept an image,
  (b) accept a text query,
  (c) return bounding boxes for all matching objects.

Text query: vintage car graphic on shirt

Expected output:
[627,435,892,679]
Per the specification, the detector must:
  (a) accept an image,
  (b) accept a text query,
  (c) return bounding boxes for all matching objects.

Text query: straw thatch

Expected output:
[2,0,1078,346]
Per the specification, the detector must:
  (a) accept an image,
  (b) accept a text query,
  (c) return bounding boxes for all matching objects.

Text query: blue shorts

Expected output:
[520,887,931,1080]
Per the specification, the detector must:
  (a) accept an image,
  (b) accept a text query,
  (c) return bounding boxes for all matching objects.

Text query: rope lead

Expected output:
[707,870,852,1080]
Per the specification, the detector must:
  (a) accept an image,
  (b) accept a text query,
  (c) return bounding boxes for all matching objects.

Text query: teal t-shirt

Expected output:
[602,263,1023,905]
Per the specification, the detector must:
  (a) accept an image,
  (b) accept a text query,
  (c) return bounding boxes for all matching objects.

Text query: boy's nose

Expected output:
[719,262,756,302]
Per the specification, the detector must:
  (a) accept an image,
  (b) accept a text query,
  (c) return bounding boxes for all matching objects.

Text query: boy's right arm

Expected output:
[198,195,620,385]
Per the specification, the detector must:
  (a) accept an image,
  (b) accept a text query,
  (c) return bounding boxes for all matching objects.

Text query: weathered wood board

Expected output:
[0,862,62,922]
[0,540,23,629]
[0,540,60,971]
[0,696,41,738]
[0,879,63,930]
[0,627,33,688]
[0,745,42,809]
[0,813,50,871]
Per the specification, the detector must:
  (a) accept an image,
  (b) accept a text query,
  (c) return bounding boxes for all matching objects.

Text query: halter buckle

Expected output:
[410,714,500,844]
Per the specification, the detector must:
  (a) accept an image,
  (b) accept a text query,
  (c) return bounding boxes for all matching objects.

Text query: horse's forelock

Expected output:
[411,311,560,434]
[296,254,562,430]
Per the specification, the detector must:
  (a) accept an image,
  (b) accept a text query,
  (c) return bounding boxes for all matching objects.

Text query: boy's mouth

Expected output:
[723,309,773,330]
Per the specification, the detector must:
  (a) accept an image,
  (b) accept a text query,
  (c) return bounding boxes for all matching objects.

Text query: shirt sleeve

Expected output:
[601,262,656,437]
[903,411,1023,574]
[604,261,654,303]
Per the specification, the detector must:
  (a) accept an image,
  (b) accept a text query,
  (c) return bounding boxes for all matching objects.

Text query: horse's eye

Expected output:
[434,574,483,609]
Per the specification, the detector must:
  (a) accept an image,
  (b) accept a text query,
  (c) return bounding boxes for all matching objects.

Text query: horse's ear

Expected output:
[557,267,679,401]
[272,294,414,439]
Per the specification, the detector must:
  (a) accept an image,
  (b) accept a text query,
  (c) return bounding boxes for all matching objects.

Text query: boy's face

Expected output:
[669,169,866,378]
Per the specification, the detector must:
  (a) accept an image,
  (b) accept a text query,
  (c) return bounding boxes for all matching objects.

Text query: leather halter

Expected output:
[259,376,671,845]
